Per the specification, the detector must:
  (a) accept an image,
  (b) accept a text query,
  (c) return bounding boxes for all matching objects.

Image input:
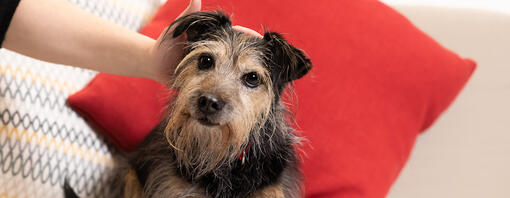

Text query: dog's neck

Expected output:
[172,117,297,198]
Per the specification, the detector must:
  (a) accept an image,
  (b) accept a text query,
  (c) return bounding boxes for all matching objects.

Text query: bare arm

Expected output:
[3,0,158,80]
[2,0,261,83]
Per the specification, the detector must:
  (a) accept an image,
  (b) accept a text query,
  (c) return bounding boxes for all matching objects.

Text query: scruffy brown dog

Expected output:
[65,11,311,198]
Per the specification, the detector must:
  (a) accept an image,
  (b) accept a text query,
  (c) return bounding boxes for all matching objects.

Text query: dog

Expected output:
[64,11,312,198]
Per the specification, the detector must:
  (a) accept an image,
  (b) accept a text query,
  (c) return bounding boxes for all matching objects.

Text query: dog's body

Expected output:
[65,11,311,198]
[128,120,300,198]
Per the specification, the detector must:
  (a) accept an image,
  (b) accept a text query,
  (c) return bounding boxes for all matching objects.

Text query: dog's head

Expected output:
[163,11,311,176]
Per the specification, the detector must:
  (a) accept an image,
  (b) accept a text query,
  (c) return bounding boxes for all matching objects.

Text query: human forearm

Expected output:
[3,0,156,79]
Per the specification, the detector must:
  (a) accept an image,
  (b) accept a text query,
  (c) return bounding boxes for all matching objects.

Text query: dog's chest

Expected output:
[179,149,289,198]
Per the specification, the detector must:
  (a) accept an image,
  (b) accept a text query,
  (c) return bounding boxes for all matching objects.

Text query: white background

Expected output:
[381,0,510,15]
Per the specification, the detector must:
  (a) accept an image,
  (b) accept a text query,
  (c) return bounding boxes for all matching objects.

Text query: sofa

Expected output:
[0,1,508,198]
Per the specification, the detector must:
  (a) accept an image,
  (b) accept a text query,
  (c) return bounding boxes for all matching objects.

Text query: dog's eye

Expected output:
[198,54,214,70]
[242,72,261,88]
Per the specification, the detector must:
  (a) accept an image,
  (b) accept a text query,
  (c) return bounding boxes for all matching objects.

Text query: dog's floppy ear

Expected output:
[169,11,232,42]
[263,32,312,84]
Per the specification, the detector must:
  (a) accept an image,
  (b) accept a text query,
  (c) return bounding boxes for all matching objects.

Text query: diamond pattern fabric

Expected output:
[0,0,161,197]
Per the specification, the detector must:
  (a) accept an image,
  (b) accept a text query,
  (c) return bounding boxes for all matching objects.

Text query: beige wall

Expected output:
[382,0,510,15]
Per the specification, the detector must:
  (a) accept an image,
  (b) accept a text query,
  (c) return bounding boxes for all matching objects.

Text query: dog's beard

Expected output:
[164,98,255,178]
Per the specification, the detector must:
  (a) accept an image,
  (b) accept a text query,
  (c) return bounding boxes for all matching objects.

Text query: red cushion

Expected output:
[68,0,476,197]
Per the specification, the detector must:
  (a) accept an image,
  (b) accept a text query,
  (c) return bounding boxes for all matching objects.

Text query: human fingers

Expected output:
[178,0,201,18]
[233,25,263,38]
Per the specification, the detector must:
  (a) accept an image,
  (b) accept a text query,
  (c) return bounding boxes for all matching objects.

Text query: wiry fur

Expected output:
[64,11,311,198]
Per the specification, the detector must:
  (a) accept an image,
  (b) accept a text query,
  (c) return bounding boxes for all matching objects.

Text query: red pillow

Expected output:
[68,0,476,197]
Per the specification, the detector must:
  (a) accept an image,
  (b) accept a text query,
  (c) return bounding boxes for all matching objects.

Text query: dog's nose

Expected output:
[198,94,225,115]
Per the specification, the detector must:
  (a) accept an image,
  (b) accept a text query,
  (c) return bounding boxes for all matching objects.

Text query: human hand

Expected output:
[145,0,262,84]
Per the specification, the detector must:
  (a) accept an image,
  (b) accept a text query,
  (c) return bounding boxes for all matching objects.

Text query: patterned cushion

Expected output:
[0,0,161,197]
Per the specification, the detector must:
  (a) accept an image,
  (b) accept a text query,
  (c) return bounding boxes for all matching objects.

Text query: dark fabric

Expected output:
[0,0,21,48]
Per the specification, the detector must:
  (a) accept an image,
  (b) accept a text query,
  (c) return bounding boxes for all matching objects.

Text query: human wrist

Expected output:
[133,35,158,81]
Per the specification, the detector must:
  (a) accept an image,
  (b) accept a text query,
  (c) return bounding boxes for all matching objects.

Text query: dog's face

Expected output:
[163,12,311,177]
[174,32,272,136]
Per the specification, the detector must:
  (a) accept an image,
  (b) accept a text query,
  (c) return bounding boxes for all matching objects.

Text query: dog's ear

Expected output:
[169,11,232,42]
[263,32,312,84]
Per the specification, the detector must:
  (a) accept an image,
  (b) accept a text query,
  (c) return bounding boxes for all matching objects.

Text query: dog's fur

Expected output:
[64,11,311,198]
